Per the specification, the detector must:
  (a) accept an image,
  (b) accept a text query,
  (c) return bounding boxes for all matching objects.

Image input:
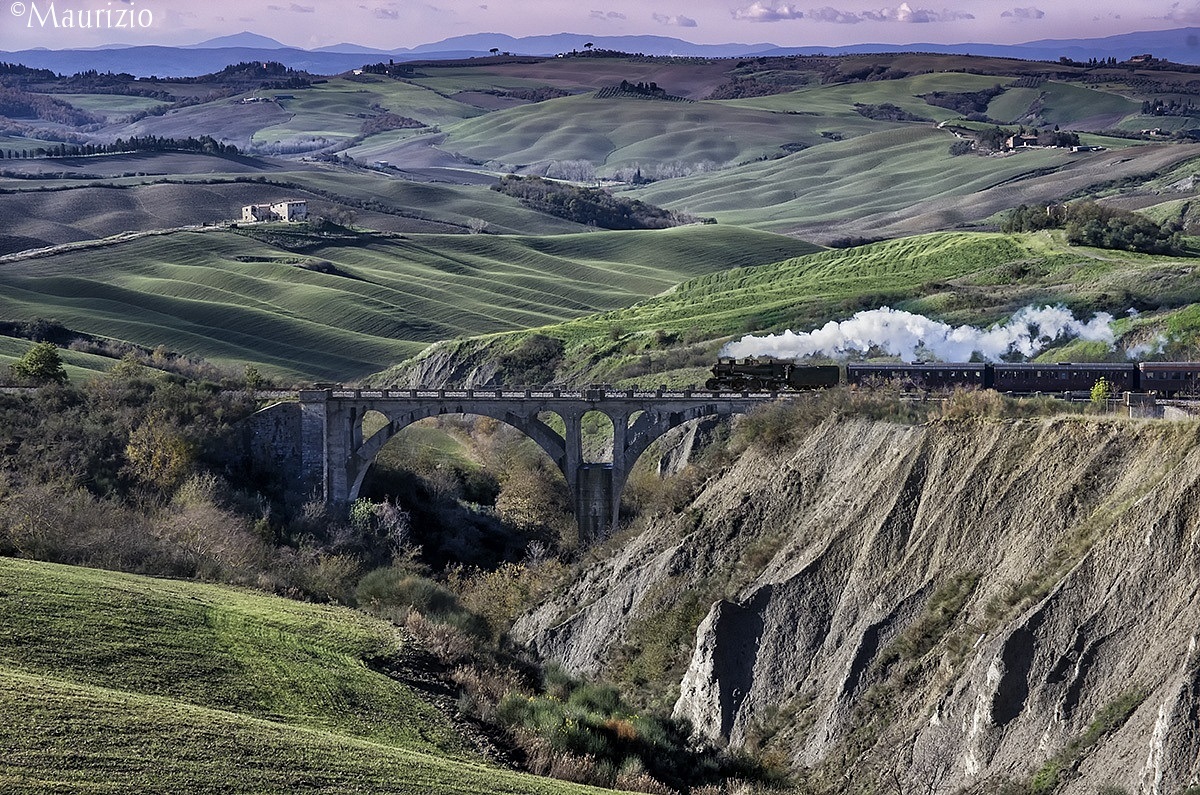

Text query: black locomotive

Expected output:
[706,357,839,391]
[708,357,1200,396]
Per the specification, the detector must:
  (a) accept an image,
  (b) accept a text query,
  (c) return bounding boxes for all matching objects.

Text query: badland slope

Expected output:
[515,413,1200,793]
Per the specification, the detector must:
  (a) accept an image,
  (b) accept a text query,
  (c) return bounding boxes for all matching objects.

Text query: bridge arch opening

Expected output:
[581,410,615,463]
[618,414,730,518]
[352,413,578,562]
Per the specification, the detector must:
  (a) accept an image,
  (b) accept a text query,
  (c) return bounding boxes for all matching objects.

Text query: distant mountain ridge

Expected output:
[2,26,1198,77]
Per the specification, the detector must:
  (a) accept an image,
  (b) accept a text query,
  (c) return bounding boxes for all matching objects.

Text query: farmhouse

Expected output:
[1005,133,1040,150]
[241,200,309,223]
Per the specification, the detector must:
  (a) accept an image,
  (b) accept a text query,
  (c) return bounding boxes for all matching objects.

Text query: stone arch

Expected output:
[613,404,744,495]
[345,404,567,505]
[301,390,773,541]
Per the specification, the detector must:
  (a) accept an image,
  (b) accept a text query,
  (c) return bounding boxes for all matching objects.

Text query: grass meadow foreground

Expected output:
[0,557,623,794]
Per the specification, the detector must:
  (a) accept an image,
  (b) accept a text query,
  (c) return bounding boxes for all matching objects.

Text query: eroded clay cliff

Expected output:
[513,415,1200,793]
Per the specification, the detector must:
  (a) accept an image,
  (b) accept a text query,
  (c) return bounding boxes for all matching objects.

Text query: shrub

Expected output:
[492,175,699,229]
[8,341,67,385]
[940,388,1008,419]
[496,333,565,386]
[446,560,567,641]
[355,566,489,637]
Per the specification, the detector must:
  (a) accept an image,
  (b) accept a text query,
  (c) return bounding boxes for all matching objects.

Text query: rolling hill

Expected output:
[5,51,1200,384]
[373,230,1200,388]
[629,129,1200,241]
[0,225,817,381]
[7,53,1200,253]
[0,557,619,794]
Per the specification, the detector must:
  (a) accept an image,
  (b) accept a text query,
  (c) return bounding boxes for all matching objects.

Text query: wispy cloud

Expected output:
[732,2,805,22]
[1001,6,1045,20]
[268,2,315,11]
[652,12,698,26]
[861,3,974,23]
[733,3,973,24]
[590,9,628,21]
[1164,2,1200,24]
[807,6,864,23]
[374,7,399,19]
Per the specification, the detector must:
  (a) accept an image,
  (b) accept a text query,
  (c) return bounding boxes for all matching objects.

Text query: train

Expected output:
[705,356,1200,396]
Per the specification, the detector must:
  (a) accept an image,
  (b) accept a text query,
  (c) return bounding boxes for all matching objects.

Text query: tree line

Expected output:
[1142,97,1198,117]
[1,134,238,160]
[491,175,709,230]
[0,86,100,126]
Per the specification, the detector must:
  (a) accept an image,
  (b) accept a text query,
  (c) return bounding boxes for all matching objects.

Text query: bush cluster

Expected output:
[921,84,1006,115]
[495,333,565,386]
[492,666,764,793]
[491,175,703,230]
[853,102,932,122]
[0,86,100,126]
[1002,200,1185,255]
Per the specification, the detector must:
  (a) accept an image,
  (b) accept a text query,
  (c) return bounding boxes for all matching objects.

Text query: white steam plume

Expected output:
[721,305,1116,362]
[1126,334,1167,359]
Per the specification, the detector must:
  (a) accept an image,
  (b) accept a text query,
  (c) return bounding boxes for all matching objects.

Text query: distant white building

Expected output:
[271,200,308,221]
[241,200,308,223]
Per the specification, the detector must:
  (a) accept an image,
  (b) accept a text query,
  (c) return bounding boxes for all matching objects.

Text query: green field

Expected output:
[719,71,1004,122]
[376,230,1200,386]
[441,93,822,173]
[629,129,1200,239]
[0,225,817,381]
[251,76,489,146]
[984,81,1141,125]
[0,558,620,794]
[58,93,169,116]
[0,336,114,381]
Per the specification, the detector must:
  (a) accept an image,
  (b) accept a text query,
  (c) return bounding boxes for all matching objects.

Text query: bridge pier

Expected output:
[296,387,773,540]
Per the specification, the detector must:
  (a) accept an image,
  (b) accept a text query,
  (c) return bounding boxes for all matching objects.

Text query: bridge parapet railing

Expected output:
[310,388,785,402]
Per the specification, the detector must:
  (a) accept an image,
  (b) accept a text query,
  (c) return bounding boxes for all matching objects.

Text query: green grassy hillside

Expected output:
[0,336,114,380]
[0,149,602,256]
[0,557,619,794]
[0,225,817,381]
[441,93,809,173]
[9,56,1200,255]
[376,230,1200,387]
[248,76,489,147]
[629,131,1200,240]
[718,71,1002,121]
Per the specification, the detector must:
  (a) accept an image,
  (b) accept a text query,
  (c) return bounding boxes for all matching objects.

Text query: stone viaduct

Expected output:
[262,386,776,538]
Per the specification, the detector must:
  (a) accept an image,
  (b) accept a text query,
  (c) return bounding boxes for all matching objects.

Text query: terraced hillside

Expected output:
[0,558,619,794]
[0,225,817,381]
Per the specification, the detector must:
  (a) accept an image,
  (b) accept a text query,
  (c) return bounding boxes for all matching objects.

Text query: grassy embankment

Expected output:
[0,224,816,381]
[377,230,1200,387]
[0,557,625,794]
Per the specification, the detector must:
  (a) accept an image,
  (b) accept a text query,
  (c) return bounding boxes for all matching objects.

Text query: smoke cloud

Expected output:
[721,305,1116,362]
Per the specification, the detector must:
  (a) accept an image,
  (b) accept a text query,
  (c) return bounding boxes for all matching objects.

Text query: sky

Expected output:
[3,0,1200,51]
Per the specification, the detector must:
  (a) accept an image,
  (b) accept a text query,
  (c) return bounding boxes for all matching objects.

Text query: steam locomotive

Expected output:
[706,357,1200,396]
